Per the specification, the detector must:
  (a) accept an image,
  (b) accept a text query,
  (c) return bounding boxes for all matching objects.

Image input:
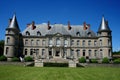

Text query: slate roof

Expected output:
[22,23,96,37]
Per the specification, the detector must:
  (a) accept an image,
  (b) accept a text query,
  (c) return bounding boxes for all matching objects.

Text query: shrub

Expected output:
[24,56,33,62]
[90,59,98,63]
[0,55,7,61]
[79,57,86,63]
[12,57,20,62]
[102,57,109,63]
[113,58,120,64]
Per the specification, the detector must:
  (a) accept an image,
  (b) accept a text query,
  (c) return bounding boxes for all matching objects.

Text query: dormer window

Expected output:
[26,31,30,36]
[87,32,91,37]
[76,32,80,37]
[37,31,41,36]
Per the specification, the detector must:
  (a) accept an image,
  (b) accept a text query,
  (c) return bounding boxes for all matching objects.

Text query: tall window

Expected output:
[82,40,85,47]
[88,50,91,57]
[64,49,67,57]
[36,49,39,56]
[42,40,45,45]
[6,47,9,55]
[83,50,86,56]
[30,49,33,55]
[25,49,27,55]
[25,40,28,45]
[37,31,41,36]
[88,32,91,37]
[49,38,52,46]
[108,49,111,57]
[76,50,80,57]
[100,40,102,46]
[94,50,97,57]
[36,40,40,45]
[94,41,97,46]
[100,49,103,58]
[64,39,68,47]
[42,49,45,56]
[7,37,10,44]
[71,50,74,56]
[88,40,91,46]
[31,40,34,45]
[108,39,111,46]
[56,38,60,46]
[77,40,80,46]
[71,40,74,46]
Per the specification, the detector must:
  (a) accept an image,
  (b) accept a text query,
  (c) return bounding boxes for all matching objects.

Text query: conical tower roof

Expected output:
[8,14,20,32]
[98,16,111,32]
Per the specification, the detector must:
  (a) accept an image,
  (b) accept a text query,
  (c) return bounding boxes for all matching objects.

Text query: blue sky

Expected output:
[0,0,120,51]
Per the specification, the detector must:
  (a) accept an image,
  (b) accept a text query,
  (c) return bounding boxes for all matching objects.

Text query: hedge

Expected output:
[113,58,120,64]
[44,63,68,67]
[79,57,86,63]
[102,57,109,63]
[24,56,33,62]
[12,57,20,62]
[0,55,7,61]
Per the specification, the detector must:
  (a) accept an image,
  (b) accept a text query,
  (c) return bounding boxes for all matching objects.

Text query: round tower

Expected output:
[97,16,112,60]
[4,14,20,61]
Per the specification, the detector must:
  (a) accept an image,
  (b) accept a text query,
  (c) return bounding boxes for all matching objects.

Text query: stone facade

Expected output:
[4,14,112,61]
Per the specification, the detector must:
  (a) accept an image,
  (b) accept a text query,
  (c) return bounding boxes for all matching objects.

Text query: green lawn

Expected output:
[0,65,120,80]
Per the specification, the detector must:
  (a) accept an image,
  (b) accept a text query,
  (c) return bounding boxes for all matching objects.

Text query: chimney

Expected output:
[48,21,51,30]
[9,18,12,26]
[68,21,71,30]
[83,22,87,30]
[32,21,36,30]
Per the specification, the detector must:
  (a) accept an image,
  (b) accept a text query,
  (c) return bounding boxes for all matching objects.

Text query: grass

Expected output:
[0,65,120,80]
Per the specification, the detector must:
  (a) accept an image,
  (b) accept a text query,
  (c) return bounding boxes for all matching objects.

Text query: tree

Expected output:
[0,40,4,56]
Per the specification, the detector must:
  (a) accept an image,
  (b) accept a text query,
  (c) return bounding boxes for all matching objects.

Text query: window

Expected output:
[76,50,80,57]
[71,50,74,56]
[25,49,27,55]
[64,49,67,57]
[108,39,111,46]
[94,50,97,57]
[42,49,45,56]
[25,40,28,45]
[36,49,39,56]
[37,31,41,36]
[88,40,91,46]
[71,40,74,46]
[82,40,85,47]
[30,49,33,55]
[26,31,30,36]
[76,32,80,37]
[108,49,111,57]
[36,40,40,45]
[6,47,9,55]
[31,40,34,45]
[56,38,60,46]
[94,41,97,46]
[88,50,91,57]
[88,32,91,37]
[77,40,80,46]
[100,40,102,46]
[49,38,52,46]
[7,37,10,44]
[64,39,68,47]
[42,40,45,45]
[83,50,85,56]
[100,49,103,58]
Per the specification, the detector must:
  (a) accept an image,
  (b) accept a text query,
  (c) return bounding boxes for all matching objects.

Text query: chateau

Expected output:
[4,14,112,61]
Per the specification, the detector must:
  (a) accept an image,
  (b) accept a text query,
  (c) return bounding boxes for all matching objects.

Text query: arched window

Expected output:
[26,31,30,36]
[100,49,103,58]
[71,40,74,46]
[30,49,33,55]
[76,32,80,37]
[100,40,102,46]
[31,40,34,45]
[82,40,85,47]
[108,39,111,46]
[71,49,74,57]
[37,31,41,36]
[49,38,52,46]
[25,49,27,55]
[77,40,80,46]
[88,40,91,46]
[36,40,40,45]
[94,41,97,46]
[64,39,68,47]
[42,40,45,45]
[42,49,45,56]
[25,40,28,45]
[7,37,10,44]
[56,38,61,46]
[88,50,91,57]
[108,49,111,57]
[76,50,80,57]
[94,50,97,57]
[6,47,9,55]
[83,50,86,56]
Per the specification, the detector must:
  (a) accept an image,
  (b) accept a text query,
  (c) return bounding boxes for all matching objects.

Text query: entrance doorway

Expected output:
[55,51,60,57]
